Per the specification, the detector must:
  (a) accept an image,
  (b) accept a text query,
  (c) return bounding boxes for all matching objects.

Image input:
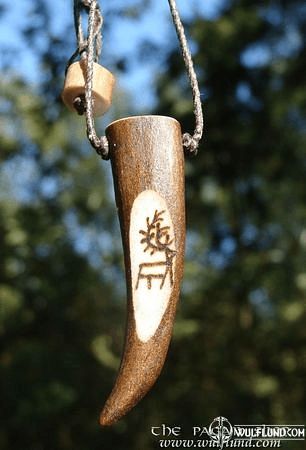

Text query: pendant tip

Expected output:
[99,409,119,428]
[99,388,138,427]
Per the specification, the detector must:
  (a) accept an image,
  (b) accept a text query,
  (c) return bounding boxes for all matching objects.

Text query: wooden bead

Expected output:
[99,116,185,427]
[61,60,115,116]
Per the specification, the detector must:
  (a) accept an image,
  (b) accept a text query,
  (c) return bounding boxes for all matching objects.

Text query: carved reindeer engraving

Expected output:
[136,210,176,290]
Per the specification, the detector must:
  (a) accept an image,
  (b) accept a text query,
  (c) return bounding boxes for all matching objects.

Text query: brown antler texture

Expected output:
[99,116,185,427]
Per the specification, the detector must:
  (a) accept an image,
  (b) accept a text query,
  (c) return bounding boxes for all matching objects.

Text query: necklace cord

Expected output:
[69,0,203,159]
[68,0,109,159]
[84,0,109,159]
[168,0,203,155]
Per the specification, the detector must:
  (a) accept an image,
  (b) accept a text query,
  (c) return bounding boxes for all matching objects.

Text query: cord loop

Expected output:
[69,0,203,159]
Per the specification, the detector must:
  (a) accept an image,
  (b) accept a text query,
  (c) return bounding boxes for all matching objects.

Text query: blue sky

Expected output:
[1,0,304,111]
[0,0,227,110]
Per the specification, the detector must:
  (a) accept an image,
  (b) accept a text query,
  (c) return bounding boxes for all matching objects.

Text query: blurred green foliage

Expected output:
[0,0,305,449]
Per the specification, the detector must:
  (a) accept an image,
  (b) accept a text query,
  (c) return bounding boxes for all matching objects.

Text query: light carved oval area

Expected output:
[130,190,176,343]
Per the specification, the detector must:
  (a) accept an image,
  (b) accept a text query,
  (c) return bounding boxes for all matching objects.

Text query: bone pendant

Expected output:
[99,116,185,427]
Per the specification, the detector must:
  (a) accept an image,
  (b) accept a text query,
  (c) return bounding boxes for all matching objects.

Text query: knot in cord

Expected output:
[73,95,86,115]
[88,134,109,160]
[168,0,204,155]
[183,133,199,156]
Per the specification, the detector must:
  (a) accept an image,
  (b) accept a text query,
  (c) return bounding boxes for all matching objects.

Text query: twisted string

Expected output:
[70,0,109,159]
[69,0,203,159]
[168,0,204,155]
[84,0,109,159]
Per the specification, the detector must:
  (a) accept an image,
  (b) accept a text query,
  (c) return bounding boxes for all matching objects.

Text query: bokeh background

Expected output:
[0,0,305,448]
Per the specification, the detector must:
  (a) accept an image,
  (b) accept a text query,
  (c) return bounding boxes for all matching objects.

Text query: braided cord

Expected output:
[69,0,203,159]
[168,0,203,155]
[70,0,109,159]
[84,0,109,159]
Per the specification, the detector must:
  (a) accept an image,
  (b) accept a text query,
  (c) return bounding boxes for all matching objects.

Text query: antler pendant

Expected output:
[99,116,185,427]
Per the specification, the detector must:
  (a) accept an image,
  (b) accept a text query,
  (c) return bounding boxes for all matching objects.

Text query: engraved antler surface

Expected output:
[140,209,174,253]
[99,116,185,427]
[136,209,176,290]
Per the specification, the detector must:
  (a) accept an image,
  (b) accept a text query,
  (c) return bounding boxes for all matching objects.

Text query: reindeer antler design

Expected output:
[139,210,175,256]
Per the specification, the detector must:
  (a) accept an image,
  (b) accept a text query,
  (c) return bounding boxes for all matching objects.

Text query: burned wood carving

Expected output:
[136,210,177,290]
